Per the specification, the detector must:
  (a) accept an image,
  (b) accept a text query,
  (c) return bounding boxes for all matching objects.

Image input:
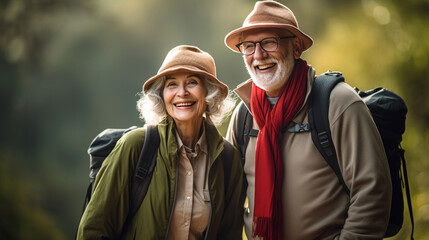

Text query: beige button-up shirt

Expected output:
[167,127,210,240]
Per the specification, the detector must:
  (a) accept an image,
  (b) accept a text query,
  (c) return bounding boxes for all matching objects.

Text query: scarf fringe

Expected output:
[253,217,274,240]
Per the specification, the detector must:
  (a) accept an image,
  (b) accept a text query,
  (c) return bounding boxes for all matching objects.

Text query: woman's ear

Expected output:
[293,38,303,59]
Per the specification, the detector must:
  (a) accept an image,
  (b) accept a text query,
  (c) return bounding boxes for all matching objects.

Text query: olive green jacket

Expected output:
[77,119,245,240]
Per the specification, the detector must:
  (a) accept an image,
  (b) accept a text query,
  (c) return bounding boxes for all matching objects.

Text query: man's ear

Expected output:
[293,38,303,59]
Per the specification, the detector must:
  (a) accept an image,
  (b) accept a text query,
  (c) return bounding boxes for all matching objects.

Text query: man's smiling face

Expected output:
[242,28,297,97]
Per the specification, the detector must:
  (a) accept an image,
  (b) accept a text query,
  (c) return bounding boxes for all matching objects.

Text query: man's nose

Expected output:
[253,43,267,60]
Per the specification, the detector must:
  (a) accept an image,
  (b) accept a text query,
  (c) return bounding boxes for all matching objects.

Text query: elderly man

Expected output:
[225,1,392,240]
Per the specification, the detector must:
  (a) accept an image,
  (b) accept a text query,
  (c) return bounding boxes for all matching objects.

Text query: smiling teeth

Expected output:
[258,63,275,70]
[176,103,193,107]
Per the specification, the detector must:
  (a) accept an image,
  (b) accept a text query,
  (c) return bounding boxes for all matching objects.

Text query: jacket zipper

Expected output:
[164,151,179,240]
[204,146,222,240]
[204,154,214,240]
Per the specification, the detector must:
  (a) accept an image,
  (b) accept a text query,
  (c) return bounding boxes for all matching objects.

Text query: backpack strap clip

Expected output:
[135,166,149,181]
[287,123,310,133]
[318,131,334,157]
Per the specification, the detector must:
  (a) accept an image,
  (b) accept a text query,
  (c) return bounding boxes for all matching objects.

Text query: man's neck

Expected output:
[265,80,288,97]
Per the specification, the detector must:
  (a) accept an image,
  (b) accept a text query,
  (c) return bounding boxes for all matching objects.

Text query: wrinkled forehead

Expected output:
[240,28,293,42]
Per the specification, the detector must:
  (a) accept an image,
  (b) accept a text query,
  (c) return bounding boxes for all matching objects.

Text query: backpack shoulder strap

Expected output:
[129,124,160,218]
[235,101,258,165]
[309,71,350,195]
[119,125,159,238]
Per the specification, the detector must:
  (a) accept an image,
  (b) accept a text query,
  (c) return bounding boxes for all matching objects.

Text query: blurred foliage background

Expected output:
[1,0,428,239]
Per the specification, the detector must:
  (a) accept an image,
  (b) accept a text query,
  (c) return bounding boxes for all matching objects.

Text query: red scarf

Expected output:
[250,59,308,240]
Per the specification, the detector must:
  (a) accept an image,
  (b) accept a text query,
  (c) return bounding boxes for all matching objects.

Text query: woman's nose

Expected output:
[177,84,189,96]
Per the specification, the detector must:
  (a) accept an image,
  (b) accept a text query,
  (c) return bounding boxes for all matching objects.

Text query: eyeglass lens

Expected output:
[240,37,279,55]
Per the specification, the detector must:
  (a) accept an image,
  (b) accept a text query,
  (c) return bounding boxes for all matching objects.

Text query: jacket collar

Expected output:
[158,117,224,165]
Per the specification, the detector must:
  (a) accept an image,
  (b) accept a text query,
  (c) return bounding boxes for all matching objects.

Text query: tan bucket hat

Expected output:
[143,45,228,99]
[225,0,313,53]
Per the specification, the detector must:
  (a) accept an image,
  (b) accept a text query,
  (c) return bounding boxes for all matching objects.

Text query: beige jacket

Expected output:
[226,67,392,240]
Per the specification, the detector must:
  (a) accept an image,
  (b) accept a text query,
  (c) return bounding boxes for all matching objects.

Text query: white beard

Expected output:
[245,55,295,94]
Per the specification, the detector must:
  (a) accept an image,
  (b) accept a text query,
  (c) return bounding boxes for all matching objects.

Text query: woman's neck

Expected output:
[175,119,203,149]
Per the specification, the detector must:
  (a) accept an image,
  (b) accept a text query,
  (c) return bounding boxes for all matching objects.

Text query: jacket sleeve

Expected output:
[217,146,245,240]
[331,100,392,239]
[76,130,144,240]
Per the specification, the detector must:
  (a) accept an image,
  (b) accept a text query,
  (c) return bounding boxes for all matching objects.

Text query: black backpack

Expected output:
[81,125,160,223]
[81,124,235,232]
[235,71,414,239]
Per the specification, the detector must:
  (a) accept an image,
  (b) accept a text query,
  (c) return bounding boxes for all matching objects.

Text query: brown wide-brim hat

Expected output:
[143,45,228,99]
[225,0,313,53]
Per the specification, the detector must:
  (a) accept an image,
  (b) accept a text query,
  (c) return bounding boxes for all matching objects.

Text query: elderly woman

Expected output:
[77,45,244,240]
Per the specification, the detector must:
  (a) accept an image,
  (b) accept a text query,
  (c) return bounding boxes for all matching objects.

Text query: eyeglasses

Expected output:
[235,36,296,56]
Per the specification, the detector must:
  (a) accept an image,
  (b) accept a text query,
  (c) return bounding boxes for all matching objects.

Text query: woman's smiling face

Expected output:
[163,72,207,125]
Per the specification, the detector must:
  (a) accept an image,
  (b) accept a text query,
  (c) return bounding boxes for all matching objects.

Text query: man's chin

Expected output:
[249,68,284,91]
[253,75,274,87]
[253,74,286,93]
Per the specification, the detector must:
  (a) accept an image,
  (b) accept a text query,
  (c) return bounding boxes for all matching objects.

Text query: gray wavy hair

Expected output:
[137,75,236,126]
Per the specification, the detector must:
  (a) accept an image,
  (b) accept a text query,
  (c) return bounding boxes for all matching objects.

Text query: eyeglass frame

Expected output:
[235,36,296,56]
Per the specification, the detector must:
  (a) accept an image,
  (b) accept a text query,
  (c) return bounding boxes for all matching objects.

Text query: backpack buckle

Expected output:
[326,70,343,77]
[318,131,334,157]
[135,167,149,182]
[288,123,310,133]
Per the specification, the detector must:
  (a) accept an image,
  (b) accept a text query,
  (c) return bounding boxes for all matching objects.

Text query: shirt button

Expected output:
[184,222,189,226]
[187,171,192,176]
[186,196,191,200]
